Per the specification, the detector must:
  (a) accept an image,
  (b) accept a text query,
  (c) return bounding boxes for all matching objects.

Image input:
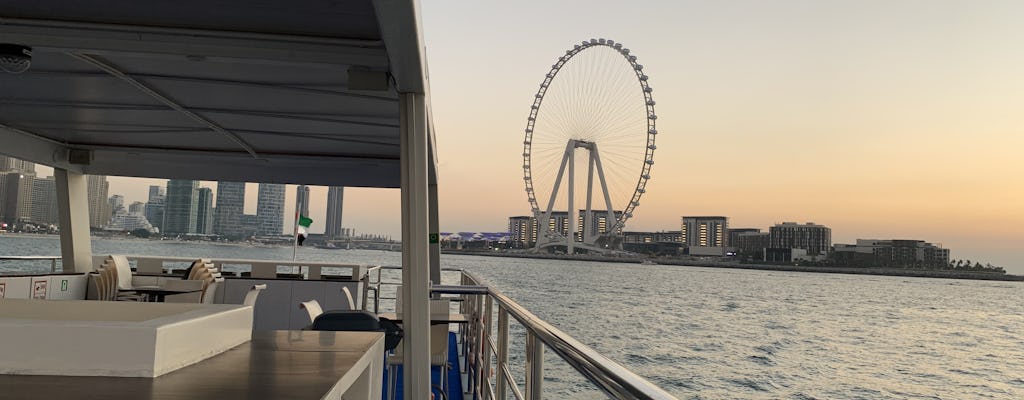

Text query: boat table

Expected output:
[0,330,385,400]
[377,312,471,325]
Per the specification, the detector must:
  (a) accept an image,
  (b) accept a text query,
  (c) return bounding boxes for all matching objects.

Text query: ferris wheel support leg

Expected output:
[536,140,575,252]
[567,143,575,255]
[584,149,596,244]
[591,143,619,235]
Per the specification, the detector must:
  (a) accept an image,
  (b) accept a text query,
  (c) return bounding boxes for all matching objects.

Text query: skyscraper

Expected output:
[148,185,165,202]
[194,188,215,235]
[256,183,285,236]
[325,186,345,238]
[213,181,245,238]
[30,176,57,225]
[163,179,199,234]
[0,155,35,174]
[195,187,214,235]
[86,175,110,228]
[1,172,34,224]
[299,185,311,218]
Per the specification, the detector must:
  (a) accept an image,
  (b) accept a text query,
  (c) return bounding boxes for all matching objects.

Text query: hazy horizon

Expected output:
[28,1,1024,273]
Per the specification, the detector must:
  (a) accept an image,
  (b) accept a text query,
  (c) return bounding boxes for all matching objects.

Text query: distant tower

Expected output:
[214,181,246,237]
[86,175,110,228]
[195,187,214,235]
[325,186,345,238]
[30,176,58,225]
[164,179,199,234]
[299,185,311,218]
[256,183,285,236]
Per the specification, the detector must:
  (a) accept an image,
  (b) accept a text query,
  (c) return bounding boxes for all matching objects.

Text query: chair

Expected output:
[311,311,403,351]
[341,286,355,310]
[243,284,267,306]
[162,279,205,303]
[94,265,144,302]
[387,299,452,400]
[299,300,324,324]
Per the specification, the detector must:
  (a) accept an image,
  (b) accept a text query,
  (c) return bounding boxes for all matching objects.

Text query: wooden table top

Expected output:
[0,330,384,399]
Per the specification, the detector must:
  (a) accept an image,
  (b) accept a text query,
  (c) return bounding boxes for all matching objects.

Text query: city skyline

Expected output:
[23,1,1024,272]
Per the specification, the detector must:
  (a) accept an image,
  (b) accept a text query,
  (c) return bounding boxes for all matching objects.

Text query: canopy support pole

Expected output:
[400,91,431,398]
[54,169,93,272]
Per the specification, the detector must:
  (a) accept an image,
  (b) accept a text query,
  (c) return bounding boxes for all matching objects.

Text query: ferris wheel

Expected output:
[523,38,657,253]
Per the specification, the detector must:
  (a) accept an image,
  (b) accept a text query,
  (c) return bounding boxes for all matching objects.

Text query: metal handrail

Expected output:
[0,255,62,273]
[458,270,679,400]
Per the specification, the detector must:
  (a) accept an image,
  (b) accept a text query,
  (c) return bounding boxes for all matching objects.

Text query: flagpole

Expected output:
[292,184,303,261]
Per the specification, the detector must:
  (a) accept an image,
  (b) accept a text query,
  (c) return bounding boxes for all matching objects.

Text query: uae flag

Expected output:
[297,215,313,245]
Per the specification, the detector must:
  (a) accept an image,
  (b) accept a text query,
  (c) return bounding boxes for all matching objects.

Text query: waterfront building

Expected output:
[240,214,259,238]
[256,183,285,236]
[0,156,35,222]
[105,209,157,233]
[833,239,950,268]
[86,175,110,228]
[576,209,624,242]
[1,172,34,224]
[681,216,728,247]
[213,181,245,238]
[108,194,124,214]
[325,186,345,239]
[30,176,58,225]
[299,185,311,218]
[734,232,770,260]
[727,228,760,247]
[196,187,214,235]
[128,201,145,215]
[163,179,199,234]
[508,215,534,248]
[769,222,831,256]
[145,197,165,232]
[148,185,165,202]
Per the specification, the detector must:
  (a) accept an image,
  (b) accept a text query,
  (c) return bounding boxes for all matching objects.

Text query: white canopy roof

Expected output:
[0,0,437,187]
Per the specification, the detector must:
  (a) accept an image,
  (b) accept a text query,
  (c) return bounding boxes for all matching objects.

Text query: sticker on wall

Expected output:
[32,280,48,299]
[0,282,6,299]
[61,279,68,292]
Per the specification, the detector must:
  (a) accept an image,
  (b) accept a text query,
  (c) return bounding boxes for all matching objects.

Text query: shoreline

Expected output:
[442,249,1024,282]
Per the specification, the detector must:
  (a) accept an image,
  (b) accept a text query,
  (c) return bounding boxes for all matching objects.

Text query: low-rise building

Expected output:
[833,239,950,268]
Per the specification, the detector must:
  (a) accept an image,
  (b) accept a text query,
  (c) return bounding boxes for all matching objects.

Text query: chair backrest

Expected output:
[93,270,109,301]
[243,284,267,306]
[430,323,449,359]
[341,286,355,310]
[97,267,118,301]
[299,300,323,323]
[202,277,224,304]
[430,299,450,314]
[108,255,134,291]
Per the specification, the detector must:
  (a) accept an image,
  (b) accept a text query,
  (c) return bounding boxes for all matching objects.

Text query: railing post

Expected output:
[496,307,509,400]
[525,332,544,399]
[483,295,494,399]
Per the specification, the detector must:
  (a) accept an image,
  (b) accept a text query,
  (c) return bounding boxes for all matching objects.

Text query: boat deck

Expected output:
[385,332,464,400]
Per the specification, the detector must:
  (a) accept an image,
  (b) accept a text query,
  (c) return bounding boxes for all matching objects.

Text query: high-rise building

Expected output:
[576,209,624,241]
[108,194,125,216]
[148,185,165,202]
[681,216,728,247]
[195,187,214,235]
[0,155,35,174]
[86,175,110,228]
[146,197,165,232]
[325,186,345,238]
[163,179,199,234]
[1,172,35,224]
[769,222,831,256]
[508,215,534,248]
[30,176,58,225]
[213,181,246,237]
[256,183,285,236]
[128,201,145,215]
[299,185,311,218]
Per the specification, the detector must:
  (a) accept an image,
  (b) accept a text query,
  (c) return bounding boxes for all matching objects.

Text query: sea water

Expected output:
[2,235,1022,399]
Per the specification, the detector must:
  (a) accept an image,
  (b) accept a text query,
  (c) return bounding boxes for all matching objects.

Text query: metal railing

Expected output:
[433,271,678,400]
[0,256,62,273]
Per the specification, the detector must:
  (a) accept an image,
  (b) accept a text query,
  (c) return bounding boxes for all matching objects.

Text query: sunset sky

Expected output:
[47,1,1023,271]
